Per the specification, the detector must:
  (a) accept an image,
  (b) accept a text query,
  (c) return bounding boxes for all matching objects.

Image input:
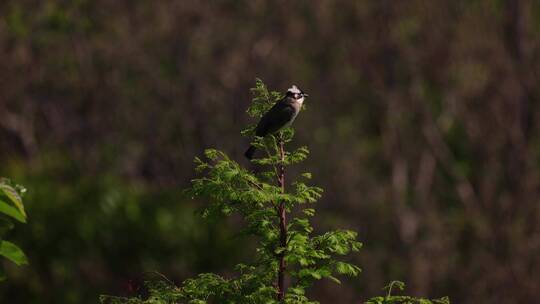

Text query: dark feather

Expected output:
[255,101,296,137]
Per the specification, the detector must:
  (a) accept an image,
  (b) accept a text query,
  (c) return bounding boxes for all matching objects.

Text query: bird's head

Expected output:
[286,85,308,104]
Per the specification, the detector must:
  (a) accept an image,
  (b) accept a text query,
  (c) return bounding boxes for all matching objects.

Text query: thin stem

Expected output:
[277,137,287,302]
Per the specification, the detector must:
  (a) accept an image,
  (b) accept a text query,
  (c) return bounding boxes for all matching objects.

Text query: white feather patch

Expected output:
[287,85,301,94]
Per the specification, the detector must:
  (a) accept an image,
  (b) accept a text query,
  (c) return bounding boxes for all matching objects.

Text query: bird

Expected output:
[244,85,308,159]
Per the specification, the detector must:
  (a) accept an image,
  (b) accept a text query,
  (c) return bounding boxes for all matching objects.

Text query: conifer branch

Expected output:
[101,79,382,304]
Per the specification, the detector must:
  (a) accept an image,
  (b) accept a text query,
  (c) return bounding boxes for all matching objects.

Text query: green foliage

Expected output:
[2,1,540,301]
[0,178,29,280]
[365,281,450,304]
[3,156,232,304]
[101,80,362,303]
[101,80,449,303]
[246,78,284,119]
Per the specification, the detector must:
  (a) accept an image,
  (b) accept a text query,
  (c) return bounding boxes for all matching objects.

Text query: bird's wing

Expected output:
[255,101,295,137]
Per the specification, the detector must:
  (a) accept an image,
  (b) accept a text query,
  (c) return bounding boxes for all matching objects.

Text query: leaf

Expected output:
[335,262,361,276]
[0,240,28,266]
[203,149,219,160]
[327,275,341,284]
[301,173,312,179]
[0,183,26,218]
[302,208,315,216]
[0,200,26,223]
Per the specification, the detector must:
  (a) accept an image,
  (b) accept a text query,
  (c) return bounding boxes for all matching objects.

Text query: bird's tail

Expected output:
[244,145,256,159]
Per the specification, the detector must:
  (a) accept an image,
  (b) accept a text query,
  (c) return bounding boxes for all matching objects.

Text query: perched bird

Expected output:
[245,85,308,159]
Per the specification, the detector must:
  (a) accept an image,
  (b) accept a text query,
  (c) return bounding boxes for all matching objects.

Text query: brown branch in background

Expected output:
[277,138,287,302]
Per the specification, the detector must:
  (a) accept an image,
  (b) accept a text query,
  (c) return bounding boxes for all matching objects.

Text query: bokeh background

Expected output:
[1,1,540,303]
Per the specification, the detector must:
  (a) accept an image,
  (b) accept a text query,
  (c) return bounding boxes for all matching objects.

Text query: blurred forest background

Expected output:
[1,1,540,303]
